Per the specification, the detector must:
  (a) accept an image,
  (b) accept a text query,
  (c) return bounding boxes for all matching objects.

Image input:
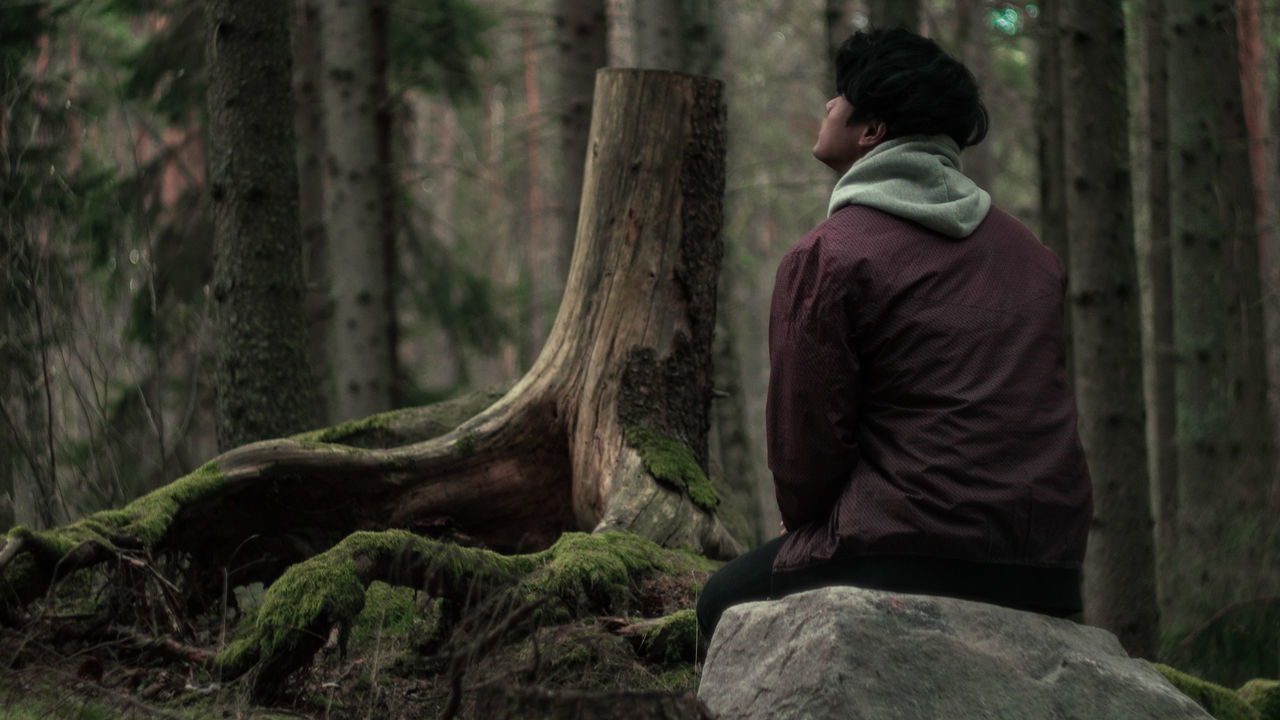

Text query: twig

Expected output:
[31,265,63,528]
[104,623,211,666]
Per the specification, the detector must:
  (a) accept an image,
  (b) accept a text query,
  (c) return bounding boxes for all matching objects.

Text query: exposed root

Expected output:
[212,530,713,702]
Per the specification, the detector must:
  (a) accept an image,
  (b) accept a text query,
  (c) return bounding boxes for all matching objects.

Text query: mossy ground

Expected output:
[1,531,715,719]
[1156,663,1263,720]
[1238,679,1280,720]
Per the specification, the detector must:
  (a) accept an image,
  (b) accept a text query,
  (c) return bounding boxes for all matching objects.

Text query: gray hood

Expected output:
[827,134,991,239]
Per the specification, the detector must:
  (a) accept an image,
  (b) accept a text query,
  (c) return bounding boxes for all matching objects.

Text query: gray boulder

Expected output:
[697,586,1210,720]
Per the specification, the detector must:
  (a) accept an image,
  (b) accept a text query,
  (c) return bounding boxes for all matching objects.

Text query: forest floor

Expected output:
[0,567,713,719]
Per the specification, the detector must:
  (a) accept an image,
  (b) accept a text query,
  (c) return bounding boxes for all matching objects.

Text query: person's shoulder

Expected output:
[786,207,878,267]
[975,206,1065,275]
[978,206,1035,236]
[798,205,909,254]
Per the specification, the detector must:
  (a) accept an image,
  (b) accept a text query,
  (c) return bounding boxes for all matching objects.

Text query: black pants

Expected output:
[696,535,1083,638]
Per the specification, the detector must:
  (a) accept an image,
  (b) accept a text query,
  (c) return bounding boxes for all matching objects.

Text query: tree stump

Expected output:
[1,69,740,641]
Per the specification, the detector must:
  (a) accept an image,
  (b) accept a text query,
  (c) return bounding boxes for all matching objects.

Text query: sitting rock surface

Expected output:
[697,586,1211,720]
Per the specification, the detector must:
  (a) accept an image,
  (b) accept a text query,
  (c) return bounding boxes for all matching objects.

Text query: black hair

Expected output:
[834,28,989,148]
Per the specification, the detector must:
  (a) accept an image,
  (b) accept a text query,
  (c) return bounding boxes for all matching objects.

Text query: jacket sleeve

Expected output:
[766,239,862,531]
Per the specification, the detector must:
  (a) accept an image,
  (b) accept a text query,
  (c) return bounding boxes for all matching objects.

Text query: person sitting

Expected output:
[697,27,1092,638]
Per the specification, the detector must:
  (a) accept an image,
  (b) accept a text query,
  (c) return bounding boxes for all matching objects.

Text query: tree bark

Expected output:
[1167,0,1277,634]
[1136,0,1178,629]
[206,0,319,450]
[1,68,739,621]
[1059,0,1159,658]
[320,0,396,422]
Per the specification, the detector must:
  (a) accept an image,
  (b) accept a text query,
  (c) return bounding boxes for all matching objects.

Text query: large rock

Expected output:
[697,587,1211,720]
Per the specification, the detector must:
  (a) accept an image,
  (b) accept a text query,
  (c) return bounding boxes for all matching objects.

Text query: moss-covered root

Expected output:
[213,530,707,702]
[213,529,529,700]
[1238,679,1280,720]
[635,609,701,664]
[1,462,227,622]
[1155,663,1261,720]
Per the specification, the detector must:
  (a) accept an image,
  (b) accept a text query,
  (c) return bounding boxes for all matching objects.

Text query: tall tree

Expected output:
[1135,0,1178,625]
[206,0,319,450]
[1059,0,1159,657]
[1033,0,1070,372]
[824,0,855,75]
[521,21,548,368]
[1236,0,1280,461]
[951,0,992,191]
[866,0,919,31]
[319,0,397,421]
[1167,0,1277,632]
[632,0,722,75]
[292,0,331,422]
[554,0,608,314]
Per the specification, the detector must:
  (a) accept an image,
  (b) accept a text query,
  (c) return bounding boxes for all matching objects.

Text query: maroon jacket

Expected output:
[768,204,1091,572]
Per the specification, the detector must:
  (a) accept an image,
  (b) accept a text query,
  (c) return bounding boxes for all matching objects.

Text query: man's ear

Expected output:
[859,120,887,148]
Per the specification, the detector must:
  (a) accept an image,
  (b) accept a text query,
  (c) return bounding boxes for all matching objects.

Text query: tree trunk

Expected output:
[632,0,722,76]
[824,0,855,76]
[1236,0,1280,486]
[206,0,319,450]
[1136,0,1178,629]
[555,0,608,325]
[1034,0,1071,375]
[320,0,396,422]
[866,0,919,32]
[291,0,331,423]
[711,264,763,546]
[1167,0,1277,634]
[523,22,548,369]
[1,68,739,620]
[1059,0,1159,658]
[951,0,992,191]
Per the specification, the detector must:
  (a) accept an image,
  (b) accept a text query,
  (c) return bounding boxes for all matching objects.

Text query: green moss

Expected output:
[455,431,477,456]
[525,532,672,604]
[213,635,261,678]
[638,609,700,664]
[4,462,226,596]
[292,410,399,445]
[1156,663,1260,720]
[215,529,707,686]
[215,530,533,677]
[636,664,698,691]
[623,426,719,511]
[1239,679,1280,720]
[349,581,422,650]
